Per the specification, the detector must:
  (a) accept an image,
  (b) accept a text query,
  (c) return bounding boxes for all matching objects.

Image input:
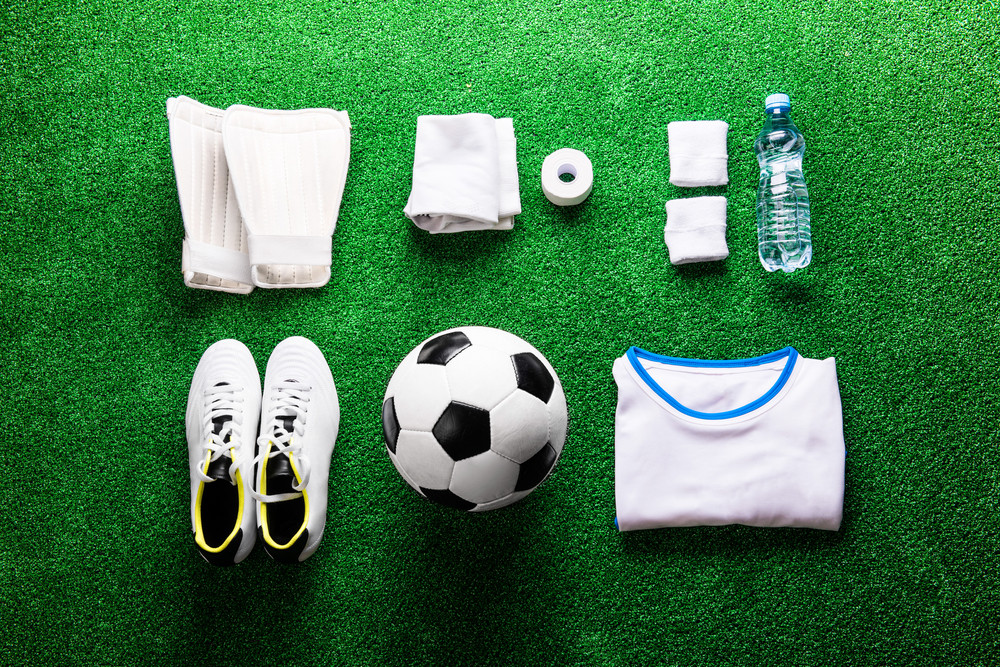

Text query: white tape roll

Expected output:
[541,148,593,206]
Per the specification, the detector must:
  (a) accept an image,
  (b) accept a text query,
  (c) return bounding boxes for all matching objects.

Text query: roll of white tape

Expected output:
[541,148,593,206]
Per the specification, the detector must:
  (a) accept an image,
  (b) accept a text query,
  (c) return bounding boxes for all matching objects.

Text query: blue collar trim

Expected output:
[625,346,799,420]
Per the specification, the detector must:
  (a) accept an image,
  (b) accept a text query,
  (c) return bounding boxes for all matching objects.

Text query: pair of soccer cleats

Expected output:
[186,337,339,565]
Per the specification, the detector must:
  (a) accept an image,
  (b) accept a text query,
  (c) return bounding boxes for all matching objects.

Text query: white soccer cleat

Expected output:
[222,106,351,289]
[186,340,262,565]
[167,96,254,294]
[252,337,339,562]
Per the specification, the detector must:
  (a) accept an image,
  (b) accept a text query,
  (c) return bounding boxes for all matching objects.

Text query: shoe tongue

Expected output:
[205,456,232,482]
[211,382,233,441]
[212,415,230,437]
[267,453,296,489]
[276,414,296,434]
[267,396,299,492]
[205,382,233,482]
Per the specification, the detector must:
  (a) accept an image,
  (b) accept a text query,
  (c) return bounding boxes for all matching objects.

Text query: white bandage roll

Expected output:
[541,148,593,206]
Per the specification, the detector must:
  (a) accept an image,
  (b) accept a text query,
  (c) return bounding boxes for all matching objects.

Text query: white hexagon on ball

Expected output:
[548,385,569,454]
[449,450,519,504]
[490,390,551,463]
[472,490,533,512]
[465,326,533,357]
[445,345,519,411]
[389,363,452,432]
[394,430,455,490]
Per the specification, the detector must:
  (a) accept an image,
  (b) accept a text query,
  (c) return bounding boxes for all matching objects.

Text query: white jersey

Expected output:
[613,347,845,532]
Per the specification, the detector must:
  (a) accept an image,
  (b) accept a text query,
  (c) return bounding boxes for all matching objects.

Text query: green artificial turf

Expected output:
[3,0,999,664]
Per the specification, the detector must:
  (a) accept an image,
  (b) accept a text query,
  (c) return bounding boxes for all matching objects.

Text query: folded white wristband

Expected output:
[664,196,729,265]
[668,120,729,187]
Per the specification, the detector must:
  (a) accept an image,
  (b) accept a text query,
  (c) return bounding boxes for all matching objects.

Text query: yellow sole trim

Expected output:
[260,442,310,550]
[194,447,245,553]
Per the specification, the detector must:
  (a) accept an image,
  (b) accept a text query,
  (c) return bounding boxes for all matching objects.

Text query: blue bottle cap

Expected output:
[765,93,791,111]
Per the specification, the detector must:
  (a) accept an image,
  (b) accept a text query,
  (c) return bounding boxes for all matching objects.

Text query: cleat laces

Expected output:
[194,383,246,486]
[251,382,313,503]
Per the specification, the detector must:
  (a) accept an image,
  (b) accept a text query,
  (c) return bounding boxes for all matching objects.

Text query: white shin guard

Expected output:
[222,106,351,288]
[167,96,254,294]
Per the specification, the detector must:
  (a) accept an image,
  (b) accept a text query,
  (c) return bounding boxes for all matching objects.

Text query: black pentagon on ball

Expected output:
[512,352,555,403]
[432,402,491,461]
[381,397,400,454]
[420,487,477,511]
[417,331,472,365]
[515,442,558,492]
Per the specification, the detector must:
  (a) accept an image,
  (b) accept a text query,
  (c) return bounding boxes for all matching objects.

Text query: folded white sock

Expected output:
[403,114,521,233]
[664,196,729,265]
[668,120,729,187]
[166,96,253,294]
[222,105,351,288]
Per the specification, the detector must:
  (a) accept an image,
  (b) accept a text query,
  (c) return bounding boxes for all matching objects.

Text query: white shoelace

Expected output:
[194,383,246,486]
[251,382,313,503]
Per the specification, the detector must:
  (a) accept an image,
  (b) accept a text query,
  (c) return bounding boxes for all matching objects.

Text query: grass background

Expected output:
[3,0,998,664]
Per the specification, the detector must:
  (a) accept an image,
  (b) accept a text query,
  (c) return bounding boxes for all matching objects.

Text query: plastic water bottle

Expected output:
[754,93,811,272]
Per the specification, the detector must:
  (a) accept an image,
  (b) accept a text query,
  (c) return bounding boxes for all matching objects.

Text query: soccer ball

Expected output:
[381,326,568,511]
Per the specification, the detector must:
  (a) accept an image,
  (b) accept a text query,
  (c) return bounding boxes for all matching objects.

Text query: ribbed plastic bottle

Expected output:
[754,93,811,272]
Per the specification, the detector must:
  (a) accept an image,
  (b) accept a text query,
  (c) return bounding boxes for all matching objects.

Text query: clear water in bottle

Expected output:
[754,93,811,273]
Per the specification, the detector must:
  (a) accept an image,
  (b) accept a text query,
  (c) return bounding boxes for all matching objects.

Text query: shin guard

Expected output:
[167,96,253,294]
[222,106,351,288]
